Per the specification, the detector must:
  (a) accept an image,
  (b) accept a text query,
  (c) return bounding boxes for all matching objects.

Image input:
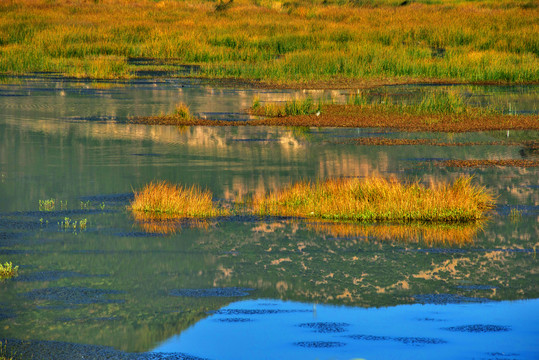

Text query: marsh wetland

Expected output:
[0,76,538,359]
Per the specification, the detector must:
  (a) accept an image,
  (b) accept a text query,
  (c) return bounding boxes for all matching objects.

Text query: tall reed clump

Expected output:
[173,102,192,120]
[0,262,18,280]
[252,97,321,117]
[130,181,227,218]
[415,90,468,114]
[253,176,494,223]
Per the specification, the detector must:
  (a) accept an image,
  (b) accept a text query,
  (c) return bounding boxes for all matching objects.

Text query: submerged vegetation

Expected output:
[0,0,538,85]
[253,176,494,222]
[130,181,228,218]
[0,262,18,280]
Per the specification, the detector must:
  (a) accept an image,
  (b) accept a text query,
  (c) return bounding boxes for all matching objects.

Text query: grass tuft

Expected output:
[252,97,321,117]
[0,262,18,280]
[253,176,494,223]
[173,102,192,120]
[130,181,228,218]
[509,208,522,222]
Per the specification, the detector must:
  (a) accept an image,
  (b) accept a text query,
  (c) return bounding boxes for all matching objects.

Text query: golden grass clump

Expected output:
[0,262,18,280]
[173,102,192,120]
[253,176,494,223]
[130,181,227,218]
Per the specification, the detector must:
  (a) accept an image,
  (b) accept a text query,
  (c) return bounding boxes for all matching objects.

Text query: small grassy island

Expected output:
[130,181,228,219]
[131,176,494,223]
[253,176,494,222]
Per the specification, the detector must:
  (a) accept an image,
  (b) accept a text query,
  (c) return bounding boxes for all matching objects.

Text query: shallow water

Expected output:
[0,77,537,359]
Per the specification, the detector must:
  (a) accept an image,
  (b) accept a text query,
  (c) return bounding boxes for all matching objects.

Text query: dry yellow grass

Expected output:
[130,181,227,218]
[253,176,494,222]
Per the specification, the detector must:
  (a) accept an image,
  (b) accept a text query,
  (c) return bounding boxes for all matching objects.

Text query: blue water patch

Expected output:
[294,341,346,348]
[443,325,511,333]
[150,299,538,360]
[347,334,447,345]
[413,294,492,305]
[298,322,350,333]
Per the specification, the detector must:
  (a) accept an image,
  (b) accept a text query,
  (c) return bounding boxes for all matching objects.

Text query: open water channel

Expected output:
[0,77,537,359]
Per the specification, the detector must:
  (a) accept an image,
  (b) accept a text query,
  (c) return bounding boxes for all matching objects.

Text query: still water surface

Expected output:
[0,77,537,359]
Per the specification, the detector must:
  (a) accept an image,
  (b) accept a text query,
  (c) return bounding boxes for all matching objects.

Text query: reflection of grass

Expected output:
[509,208,522,222]
[307,220,482,246]
[253,176,494,222]
[0,262,18,280]
[130,181,228,218]
[132,211,211,234]
[58,217,87,231]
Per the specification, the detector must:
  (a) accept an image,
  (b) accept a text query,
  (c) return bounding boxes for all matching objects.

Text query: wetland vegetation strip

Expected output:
[1,0,538,85]
[130,176,494,223]
[253,176,494,222]
[132,103,538,132]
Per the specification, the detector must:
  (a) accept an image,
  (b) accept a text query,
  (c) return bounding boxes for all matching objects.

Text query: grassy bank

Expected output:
[0,0,538,85]
[253,176,494,222]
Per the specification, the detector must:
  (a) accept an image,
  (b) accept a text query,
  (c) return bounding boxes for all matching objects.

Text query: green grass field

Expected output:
[0,0,537,85]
